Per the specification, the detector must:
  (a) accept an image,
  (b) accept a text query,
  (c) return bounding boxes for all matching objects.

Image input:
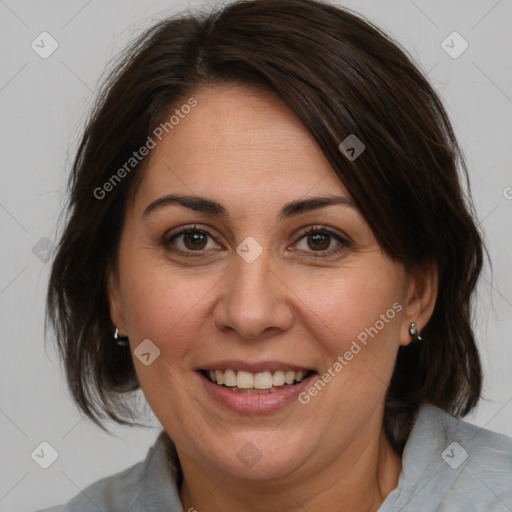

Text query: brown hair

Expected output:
[46,0,484,452]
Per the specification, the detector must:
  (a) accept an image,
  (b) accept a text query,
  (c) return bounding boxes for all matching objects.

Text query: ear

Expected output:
[106,265,127,335]
[399,261,438,346]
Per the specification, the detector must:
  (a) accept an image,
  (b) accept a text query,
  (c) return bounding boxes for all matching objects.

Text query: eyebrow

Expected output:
[142,194,357,220]
[143,194,228,218]
[280,195,356,219]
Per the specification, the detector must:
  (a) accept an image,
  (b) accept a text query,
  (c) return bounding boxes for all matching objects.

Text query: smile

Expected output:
[202,369,315,393]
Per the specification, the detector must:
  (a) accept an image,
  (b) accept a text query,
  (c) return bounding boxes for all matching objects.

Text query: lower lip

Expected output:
[198,371,316,414]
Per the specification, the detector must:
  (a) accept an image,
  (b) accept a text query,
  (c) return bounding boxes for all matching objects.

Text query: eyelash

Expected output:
[161,224,350,259]
[293,226,350,257]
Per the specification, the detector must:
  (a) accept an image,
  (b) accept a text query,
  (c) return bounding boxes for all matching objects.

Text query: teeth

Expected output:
[237,371,254,389]
[223,369,237,387]
[272,371,285,386]
[254,372,273,389]
[206,369,311,389]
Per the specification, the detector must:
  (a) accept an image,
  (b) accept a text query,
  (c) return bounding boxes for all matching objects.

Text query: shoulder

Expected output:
[421,402,512,475]
[33,457,148,512]
[34,432,183,512]
[381,403,512,512]
[433,404,512,510]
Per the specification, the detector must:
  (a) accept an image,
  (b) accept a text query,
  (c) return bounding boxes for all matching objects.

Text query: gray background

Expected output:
[0,0,511,510]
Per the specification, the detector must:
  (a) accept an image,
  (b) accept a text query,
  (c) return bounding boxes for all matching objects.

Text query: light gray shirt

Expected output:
[36,404,512,511]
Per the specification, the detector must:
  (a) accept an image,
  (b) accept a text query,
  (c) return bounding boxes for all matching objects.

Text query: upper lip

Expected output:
[198,360,316,373]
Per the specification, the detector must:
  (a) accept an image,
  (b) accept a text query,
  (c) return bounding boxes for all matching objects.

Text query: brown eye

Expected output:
[161,225,222,257]
[296,231,338,252]
[294,226,350,257]
[306,232,330,251]
[182,231,208,250]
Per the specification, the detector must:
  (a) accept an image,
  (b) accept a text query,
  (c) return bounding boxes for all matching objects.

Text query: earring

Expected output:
[408,322,422,342]
[114,327,129,346]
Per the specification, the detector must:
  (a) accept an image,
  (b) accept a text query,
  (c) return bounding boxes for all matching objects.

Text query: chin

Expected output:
[197,430,315,481]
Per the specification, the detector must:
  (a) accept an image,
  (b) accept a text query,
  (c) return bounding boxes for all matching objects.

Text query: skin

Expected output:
[108,85,438,512]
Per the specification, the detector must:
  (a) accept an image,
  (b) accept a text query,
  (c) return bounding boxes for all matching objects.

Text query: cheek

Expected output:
[295,263,405,368]
[118,256,224,365]
[293,270,405,426]
[118,264,220,427]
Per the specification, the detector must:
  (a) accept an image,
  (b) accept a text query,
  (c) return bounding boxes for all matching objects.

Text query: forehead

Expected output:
[133,85,348,214]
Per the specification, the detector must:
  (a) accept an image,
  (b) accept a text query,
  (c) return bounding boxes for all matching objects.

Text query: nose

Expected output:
[212,249,294,340]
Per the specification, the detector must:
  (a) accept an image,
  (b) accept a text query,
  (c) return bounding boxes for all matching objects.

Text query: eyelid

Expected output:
[290,225,351,255]
[161,223,351,257]
[293,224,351,245]
[160,224,224,257]
[163,223,221,242]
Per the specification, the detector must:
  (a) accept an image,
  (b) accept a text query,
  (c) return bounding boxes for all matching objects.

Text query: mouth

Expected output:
[199,368,317,394]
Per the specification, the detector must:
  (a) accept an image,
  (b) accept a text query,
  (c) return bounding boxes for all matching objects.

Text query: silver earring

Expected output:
[114,327,129,346]
[408,322,422,342]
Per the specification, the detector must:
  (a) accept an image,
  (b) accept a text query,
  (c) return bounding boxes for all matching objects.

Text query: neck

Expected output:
[175,427,402,512]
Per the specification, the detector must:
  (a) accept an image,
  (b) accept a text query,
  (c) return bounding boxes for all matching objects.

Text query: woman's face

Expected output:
[109,85,432,481]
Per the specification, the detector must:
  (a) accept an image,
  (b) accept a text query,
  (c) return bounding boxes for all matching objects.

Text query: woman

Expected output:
[40,0,512,510]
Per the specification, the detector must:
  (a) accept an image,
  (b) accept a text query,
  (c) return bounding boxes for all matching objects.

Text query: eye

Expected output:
[162,225,222,256]
[294,226,349,256]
